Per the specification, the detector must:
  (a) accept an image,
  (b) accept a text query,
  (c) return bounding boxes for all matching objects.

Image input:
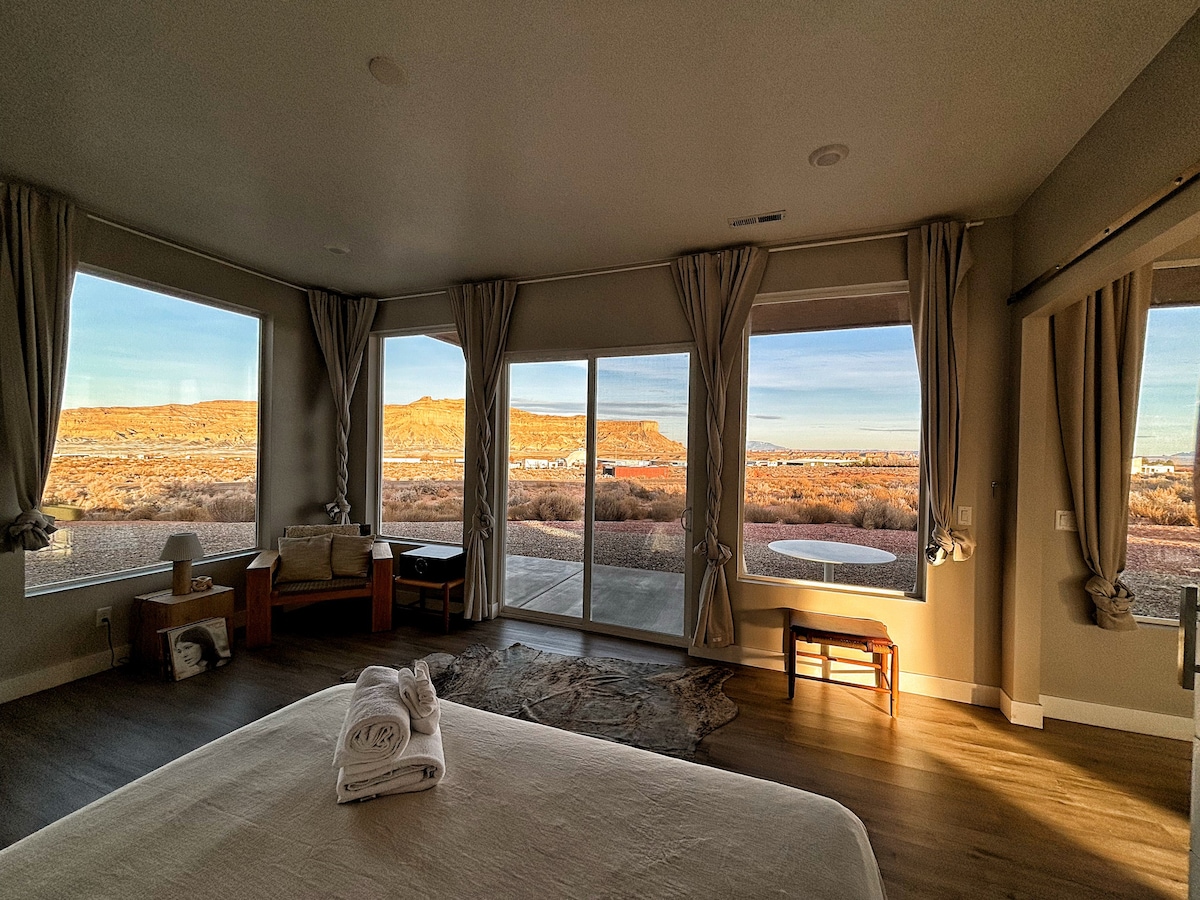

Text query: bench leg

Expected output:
[787,628,797,699]
[890,644,900,718]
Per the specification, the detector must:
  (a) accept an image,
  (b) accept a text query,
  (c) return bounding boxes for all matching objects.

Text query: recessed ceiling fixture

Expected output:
[729,210,786,228]
[325,244,350,255]
[808,144,850,168]
[368,56,405,87]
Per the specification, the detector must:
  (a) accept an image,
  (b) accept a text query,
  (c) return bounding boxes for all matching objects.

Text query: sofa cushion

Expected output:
[284,524,364,538]
[276,534,333,583]
[331,534,374,578]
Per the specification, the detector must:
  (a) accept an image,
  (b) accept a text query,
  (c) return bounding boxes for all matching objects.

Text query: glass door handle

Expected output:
[680,507,692,532]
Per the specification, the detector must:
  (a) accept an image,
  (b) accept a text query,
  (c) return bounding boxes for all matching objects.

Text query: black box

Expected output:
[397,545,466,582]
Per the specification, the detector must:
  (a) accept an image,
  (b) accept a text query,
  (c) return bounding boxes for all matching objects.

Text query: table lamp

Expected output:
[161,532,204,596]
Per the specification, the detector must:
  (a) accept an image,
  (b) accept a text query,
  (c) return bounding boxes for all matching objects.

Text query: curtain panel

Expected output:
[307,290,378,525]
[907,222,975,566]
[1050,266,1152,630]
[671,246,768,648]
[0,183,81,551]
[450,280,518,621]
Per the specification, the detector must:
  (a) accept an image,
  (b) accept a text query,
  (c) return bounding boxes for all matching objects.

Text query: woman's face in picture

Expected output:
[178,640,204,668]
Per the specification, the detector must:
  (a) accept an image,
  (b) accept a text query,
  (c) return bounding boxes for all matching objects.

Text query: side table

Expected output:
[393,575,465,634]
[135,585,235,672]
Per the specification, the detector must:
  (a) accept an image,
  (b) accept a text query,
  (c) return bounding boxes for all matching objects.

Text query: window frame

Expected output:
[368,325,468,547]
[735,283,928,601]
[25,263,266,596]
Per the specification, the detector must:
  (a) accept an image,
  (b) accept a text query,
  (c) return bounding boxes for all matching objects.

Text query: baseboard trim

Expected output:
[1000,691,1045,729]
[1040,694,1191,741]
[690,644,1001,708]
[0,645,131,705]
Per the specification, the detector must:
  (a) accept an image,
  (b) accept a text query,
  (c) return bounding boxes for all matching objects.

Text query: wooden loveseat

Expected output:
[246,524,393,648]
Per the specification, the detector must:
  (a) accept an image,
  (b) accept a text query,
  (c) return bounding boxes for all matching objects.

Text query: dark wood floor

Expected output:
[0,601,1191,899]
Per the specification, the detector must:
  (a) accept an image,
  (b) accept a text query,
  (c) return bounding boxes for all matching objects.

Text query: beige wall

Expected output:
[0,219,335,689]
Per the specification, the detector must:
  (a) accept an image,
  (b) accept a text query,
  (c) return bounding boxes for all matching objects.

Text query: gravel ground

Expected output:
[25,519,1197,620]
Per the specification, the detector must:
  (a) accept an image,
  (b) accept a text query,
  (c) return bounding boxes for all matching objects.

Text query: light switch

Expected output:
[1055,510,1078,531]
[957,506,973,526]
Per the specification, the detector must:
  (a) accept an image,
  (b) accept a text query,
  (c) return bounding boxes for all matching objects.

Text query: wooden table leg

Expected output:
[787,627,796,699]
[890,644,900,717]
[442,582,451,634]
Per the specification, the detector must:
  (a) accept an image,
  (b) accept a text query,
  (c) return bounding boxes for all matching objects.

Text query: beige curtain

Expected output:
[307,290,378,525]
[908,222,975,566]
[0,183,80,551]
[1051,266,1152,630]
[451,280,518,621]
[672,246,768,648]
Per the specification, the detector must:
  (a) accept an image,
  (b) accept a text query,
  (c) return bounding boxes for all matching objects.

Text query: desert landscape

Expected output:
[26,397,1198,618]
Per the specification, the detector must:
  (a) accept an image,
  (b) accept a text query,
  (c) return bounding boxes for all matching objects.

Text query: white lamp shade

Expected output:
[160,532,204,562]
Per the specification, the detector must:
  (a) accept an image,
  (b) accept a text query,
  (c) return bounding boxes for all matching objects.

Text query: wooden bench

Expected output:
[785,609,899,717]
[394,575,466,634]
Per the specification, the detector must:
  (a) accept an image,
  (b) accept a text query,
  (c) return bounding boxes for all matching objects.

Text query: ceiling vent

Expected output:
[729,210,786,228]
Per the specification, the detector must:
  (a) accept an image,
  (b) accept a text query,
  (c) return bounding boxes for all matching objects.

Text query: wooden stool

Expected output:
[785,609,899,717]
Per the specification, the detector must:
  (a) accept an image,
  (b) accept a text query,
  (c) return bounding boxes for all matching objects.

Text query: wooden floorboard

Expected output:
[0,601,1190,899]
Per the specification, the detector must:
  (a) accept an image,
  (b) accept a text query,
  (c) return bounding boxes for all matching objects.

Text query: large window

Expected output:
[379,333,466,544]
[1126,302,1200,620]
[741,295,921,593]
[26,273,260,589]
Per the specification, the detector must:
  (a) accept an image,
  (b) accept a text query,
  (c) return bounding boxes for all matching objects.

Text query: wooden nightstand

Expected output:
[135,585,235,671]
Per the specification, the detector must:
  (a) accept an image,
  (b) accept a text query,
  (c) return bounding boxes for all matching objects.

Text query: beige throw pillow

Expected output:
[331,534,374,578]
[276,534,333,583]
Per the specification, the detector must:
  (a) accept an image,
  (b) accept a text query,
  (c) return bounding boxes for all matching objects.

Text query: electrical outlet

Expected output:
[957,506,973,526]
[1055,510,1078,532]
[95,606,112,628]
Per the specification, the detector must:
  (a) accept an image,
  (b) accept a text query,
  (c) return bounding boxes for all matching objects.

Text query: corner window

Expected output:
[26,272,260,589]
[1127,302,1200,620]
[379,333,466,545]
[741,293,921,593]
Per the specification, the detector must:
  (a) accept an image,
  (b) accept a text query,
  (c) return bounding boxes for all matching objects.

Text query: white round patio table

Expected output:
[768,539,897,582]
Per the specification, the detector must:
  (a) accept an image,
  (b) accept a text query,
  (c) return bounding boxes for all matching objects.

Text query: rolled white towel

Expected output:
[333,666,411,769]
[398,660,441,735]
[336,727,446,803]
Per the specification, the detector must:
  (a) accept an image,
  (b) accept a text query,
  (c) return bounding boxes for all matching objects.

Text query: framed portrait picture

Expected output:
[163,617,232,681]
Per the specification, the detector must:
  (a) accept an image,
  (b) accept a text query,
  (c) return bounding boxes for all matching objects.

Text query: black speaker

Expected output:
[397,545,466,582]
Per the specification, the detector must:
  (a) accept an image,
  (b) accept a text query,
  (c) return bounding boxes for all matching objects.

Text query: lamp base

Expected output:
[171,560,193,596]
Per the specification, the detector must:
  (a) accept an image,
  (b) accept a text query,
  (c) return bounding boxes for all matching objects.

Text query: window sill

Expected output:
[1132,615,1179,628]
[24,547,258,598]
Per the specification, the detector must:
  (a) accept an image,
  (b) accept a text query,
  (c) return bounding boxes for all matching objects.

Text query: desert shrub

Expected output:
[156,504,212,522]
[385,497,463,522]
[744,503,781,523]
[782,501,846,525]
[1129,488,1195,526]
[510,490,582,522]
[595,493,643,521]
[648,496,686,522]
[849,497,917,530]
[124,504,159,521]
[206,494,255,522]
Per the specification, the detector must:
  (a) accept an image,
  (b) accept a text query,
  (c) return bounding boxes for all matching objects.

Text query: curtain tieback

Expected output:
[925,524,976,566]
[7,509,58,551]
[693,539,732,566]
[471,505,495,541]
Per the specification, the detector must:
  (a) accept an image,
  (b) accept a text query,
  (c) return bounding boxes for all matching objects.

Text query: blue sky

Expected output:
[66,275,1200,456]
[62,273,259,408]
[1135,305,1200,457]
[747,325,921,450]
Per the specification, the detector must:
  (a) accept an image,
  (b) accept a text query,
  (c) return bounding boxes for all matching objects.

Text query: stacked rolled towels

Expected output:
[334,663,445,803]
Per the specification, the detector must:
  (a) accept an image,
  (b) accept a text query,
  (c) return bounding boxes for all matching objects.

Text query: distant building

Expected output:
[1131,457,1175,475]
[523,458,550,469]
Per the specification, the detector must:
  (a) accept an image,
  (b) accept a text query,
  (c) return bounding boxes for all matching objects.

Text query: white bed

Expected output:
[0,685,886,899]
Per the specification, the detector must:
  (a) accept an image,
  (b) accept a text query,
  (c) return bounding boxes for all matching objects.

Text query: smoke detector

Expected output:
[809,144,850,167]
[729,210,786,228]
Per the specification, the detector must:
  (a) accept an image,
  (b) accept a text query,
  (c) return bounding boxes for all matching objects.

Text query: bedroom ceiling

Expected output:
[1,0,1196,297]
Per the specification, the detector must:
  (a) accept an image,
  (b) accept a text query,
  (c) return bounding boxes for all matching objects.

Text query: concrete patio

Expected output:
[503,555,684,636]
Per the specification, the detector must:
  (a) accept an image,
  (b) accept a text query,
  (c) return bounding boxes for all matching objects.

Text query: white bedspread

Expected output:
[0,685,886,899]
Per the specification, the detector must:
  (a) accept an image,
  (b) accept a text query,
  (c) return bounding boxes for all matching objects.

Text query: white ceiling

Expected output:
[1,1,1196,297]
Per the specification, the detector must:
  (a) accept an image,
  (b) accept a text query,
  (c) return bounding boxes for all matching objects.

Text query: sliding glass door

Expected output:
[502,350,692,641]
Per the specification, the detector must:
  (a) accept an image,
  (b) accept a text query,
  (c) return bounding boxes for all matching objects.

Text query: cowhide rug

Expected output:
[346,642,738,760]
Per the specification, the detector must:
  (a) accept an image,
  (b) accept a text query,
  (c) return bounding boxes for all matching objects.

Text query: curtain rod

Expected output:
[86,213,306,292]
[88,211,982,303]
[378,221,985,302]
